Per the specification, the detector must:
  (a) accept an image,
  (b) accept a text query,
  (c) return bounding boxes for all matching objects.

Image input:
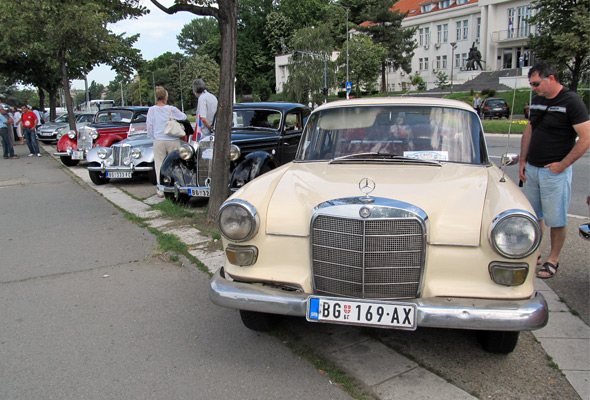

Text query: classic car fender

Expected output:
[160,150,193,187]
[56,135,77,152]
[231,151,279,189]
[95,135,125,148]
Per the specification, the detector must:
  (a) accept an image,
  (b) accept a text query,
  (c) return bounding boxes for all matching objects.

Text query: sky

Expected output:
[71,0,196,90]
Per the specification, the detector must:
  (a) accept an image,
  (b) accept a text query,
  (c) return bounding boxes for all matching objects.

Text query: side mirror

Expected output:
[501,153,519,167]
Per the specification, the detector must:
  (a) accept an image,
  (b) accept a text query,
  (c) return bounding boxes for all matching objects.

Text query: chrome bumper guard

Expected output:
[209,268,549,331]
[159,183,210,196]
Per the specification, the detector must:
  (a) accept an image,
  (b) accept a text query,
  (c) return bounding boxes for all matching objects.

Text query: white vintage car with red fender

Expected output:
[210,97,547,354]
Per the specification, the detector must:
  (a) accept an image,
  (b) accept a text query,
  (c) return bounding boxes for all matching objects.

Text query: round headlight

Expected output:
[97,148,109,159]
[90,130,99,140]
[122,157,131,166]
[218,200,259,242]
[105,158,114,167]
[179,144,194,160]
[230,145,241,161]
[67,130,76,139]
[131,148,142,159]
[490,210,541,258]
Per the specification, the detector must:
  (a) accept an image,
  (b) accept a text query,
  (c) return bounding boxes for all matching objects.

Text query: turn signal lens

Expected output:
[489,262,528,286]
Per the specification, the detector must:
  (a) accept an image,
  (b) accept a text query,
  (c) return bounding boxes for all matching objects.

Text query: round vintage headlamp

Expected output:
[490,210,541,258]
[218,199,259,242]
[105,158,114,167]
[122,157,131,166]
[97,148,109,159]
[229,145,241,161]
[90,130,99,140]
[67,130,76,139]
[131,148,142,159]
[179,144,194,160]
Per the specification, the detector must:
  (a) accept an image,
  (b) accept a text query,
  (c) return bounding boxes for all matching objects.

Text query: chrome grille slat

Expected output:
[312,214,425,300]
[196,140,213,186]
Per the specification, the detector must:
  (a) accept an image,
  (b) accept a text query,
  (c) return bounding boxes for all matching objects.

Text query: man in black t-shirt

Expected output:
[519,60,590,279]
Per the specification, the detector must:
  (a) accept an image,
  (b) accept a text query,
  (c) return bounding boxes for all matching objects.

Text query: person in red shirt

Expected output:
[21,104,41,157]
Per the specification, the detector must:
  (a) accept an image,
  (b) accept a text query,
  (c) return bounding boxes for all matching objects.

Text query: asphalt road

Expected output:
[0,147,352,400]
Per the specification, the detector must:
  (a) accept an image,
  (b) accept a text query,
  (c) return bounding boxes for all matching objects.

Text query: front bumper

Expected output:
[88,164,153,172]
[209,268,549,332]
[159,183,211,197]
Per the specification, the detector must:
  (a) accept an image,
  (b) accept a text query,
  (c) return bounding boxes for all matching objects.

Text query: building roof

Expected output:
[358,0,478,25]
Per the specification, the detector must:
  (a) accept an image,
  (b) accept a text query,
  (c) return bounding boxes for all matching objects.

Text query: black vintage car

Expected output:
[159,102,310,203]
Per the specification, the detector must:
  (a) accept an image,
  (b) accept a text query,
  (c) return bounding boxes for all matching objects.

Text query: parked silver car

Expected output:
[37,112,95,143]
[86,131,156,185]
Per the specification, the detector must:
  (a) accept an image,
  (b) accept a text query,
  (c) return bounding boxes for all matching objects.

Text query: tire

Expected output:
[477,331,520,354]
[147,168,157,185]
[239,310,281,332]
[60,156,79,167]
[89,170,110,185]
[164,192,189,204]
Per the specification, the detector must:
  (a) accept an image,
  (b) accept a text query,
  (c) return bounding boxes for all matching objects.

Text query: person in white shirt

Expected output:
[192,79,218,140]
[146,86,187,198]
[11,106,23,144]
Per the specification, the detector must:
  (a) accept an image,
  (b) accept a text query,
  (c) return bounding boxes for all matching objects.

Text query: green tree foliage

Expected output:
[359,0,416,93]
[278,0,332,30]
[528,0,589,91]
[435,71,449,89]
[410,75,427,91]
[264,12,294,60]
[284,26,337,104]
[0,0,146,123]
[177,17,219,55]
[336,34,386,97]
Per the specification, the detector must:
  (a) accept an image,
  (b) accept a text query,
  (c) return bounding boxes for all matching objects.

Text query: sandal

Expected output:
[537,262,559,279]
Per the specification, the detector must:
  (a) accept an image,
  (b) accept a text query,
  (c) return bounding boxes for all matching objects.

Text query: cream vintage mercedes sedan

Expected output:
[209,97,548,354]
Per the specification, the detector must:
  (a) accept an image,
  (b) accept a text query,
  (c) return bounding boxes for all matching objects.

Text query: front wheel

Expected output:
[60,156,79,167]
[89,170,110,185]
[239,310,281,332]
[477,331,520,354]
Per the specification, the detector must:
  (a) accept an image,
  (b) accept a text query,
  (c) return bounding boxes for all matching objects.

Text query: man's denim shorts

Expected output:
[522,162,572,227]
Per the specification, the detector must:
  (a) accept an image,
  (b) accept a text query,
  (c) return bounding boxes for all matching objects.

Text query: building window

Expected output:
[419,58,424,70]
[422,3,434,12]
[442,55,448,69]
[477,17,481,41]
[455,53,461,68]
[508,8,515,38]
[461,53,468,67]
[440,0,451,8]
[424,58,429,70]
[517,6,532,37]
[436,24,448,43]
[436,56,441,69]
[456,0,468,4]
[424,27,430,45]
[456,21,469,41]
[462,20,469,40]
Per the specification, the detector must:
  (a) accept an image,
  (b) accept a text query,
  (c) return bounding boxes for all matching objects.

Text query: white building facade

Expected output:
[389,0,535,90]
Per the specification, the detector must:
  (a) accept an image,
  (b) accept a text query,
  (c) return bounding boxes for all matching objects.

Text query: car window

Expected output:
[76,114,94,123]
[96,110,133,123]
[486,99,507,107]
[284,112,302,131]
[232,109,281,130]
[132,113,147,123]
[296,105,485,164]
[53,114,69,123]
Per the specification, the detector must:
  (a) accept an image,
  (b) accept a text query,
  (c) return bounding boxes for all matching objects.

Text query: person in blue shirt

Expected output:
[0,106,18,159]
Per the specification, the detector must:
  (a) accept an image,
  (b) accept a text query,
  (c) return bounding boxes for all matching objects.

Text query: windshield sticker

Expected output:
[202,148,214,160]
[404,151,448,161]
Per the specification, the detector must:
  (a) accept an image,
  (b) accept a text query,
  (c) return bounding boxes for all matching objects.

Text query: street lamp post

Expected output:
[178,60,184,112]
[450,42,457,94]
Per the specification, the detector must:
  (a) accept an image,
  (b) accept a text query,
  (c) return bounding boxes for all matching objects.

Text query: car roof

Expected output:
[234,102,309,112]
[316,97,477,113]
[97,106,149,112]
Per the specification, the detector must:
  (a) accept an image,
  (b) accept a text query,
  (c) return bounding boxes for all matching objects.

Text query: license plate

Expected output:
[71,150,84,160]
[106,171,132,178]
[307,296,416,330]
[188,188,210,197]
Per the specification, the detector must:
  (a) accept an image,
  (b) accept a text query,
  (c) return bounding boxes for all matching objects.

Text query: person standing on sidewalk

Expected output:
[11,106,24,144]
[21,105,41,157]
[146,86,186,198]
[519,60,590,279]
[472,93,482,115]
[0,106,18,159]
[192,78,217,140]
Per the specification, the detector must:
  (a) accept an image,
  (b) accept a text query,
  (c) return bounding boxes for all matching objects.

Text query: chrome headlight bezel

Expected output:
[131,148,142,159]
[489,210,541,259]
[97,148,110,159]
[67,130,76,139]
[229,144,241,161]
[179,144,195,161]
[218,199,259,242]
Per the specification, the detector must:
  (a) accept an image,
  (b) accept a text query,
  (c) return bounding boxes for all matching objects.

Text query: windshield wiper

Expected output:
[330,152,441,166]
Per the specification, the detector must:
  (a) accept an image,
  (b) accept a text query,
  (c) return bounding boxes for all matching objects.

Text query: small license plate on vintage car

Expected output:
[71,150,84,160]
[307,296,416,330]
[188,188,210,197]
[106,171,132,178]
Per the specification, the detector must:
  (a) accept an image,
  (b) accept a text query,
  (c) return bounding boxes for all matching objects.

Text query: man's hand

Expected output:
[544,161,566,174]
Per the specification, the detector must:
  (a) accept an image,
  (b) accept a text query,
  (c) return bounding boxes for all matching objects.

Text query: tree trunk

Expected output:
[47,85,58,121]
[381,62,387,94]
[38,87,46,115]
[59,50,77,131]
[207,0,238,223]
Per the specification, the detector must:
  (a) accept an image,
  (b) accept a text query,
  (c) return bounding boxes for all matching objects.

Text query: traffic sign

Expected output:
[345,81,352,91]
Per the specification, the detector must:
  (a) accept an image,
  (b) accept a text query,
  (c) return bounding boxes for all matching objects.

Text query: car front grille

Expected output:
[196,139,214,186]
[77,127,94,151]
[311,212,425,300]
[112,144,130,166]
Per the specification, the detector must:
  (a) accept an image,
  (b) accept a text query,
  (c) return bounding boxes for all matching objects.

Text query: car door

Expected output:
[278,110,304,163]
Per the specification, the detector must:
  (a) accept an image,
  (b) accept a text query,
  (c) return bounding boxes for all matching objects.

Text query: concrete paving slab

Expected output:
[147,218,175,229]
[535,280,571,312]
[164,228,210,246]
[328,339,417,387]
[536,338,590,371]
[563,370,590,400]
[535,312,590,339]
[373,367,477,400]
[188,250,225,273]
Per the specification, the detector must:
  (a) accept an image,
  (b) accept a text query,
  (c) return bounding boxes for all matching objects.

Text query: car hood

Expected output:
[264,162,490,246]
[40,122,67,130]
[118,133,152,147]
[230,130,278,143]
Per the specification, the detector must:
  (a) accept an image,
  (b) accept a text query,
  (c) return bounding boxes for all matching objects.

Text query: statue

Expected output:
[466,42,484,71]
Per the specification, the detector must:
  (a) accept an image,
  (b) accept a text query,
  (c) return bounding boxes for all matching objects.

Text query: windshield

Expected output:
[296,105,486,164]
[54,114,68,123]
[76,114,95,123]
[96,110,134,123]
[232,109,281,131]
